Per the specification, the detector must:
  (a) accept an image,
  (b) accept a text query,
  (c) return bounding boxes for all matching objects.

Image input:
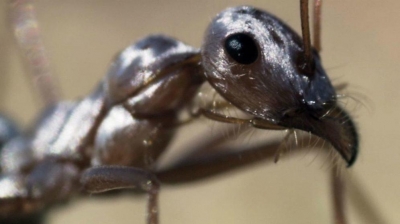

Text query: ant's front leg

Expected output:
[81,166,160,224]
[155,124,323,184]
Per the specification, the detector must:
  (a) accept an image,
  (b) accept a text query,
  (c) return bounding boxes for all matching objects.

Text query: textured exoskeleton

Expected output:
[0,5,358,224]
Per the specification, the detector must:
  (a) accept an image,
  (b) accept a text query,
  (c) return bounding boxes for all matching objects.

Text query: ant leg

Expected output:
[157,138,284,183]
[8,0,60,106]
[347,173,389,224]
[157,128,326,183]
[81,166,160,224]
[331,166,348,224]
[198,108,285,130]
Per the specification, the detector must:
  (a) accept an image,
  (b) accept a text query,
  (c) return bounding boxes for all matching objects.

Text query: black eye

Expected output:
[224,33,259,64]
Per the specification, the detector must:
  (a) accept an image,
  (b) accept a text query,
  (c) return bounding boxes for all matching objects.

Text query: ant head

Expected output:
[202,6,357,166]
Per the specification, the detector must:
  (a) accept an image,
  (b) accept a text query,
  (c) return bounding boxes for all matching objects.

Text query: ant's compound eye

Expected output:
[224,33,258,64]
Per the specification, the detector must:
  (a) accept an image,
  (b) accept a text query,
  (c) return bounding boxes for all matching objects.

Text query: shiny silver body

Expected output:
[0,6,357,223]
[0,35,202,217]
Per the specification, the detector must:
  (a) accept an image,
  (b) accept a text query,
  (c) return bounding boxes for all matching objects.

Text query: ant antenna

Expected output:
[300,0,323,74]
[313,0,322,52]
[300,0,314,74]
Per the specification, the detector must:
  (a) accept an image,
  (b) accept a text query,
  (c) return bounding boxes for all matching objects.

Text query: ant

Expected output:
[0,0,358,224]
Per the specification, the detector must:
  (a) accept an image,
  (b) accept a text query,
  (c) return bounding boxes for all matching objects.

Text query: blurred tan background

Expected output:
[0,0,399,224]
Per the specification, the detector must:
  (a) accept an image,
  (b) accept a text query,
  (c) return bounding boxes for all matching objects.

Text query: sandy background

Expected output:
[0,0,399,224]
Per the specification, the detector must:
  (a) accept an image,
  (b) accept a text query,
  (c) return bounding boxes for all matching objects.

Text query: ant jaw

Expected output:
[277,106,358,167]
